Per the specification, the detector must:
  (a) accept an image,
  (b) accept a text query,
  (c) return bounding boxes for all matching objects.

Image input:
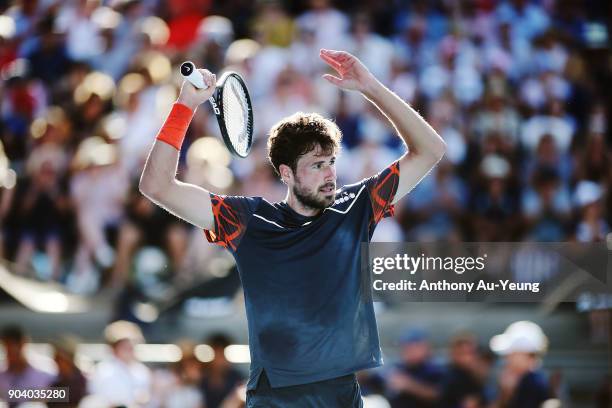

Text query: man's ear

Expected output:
[279,164,293,185]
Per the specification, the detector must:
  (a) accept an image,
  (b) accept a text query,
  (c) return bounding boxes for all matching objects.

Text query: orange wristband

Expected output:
[156,103,194,150]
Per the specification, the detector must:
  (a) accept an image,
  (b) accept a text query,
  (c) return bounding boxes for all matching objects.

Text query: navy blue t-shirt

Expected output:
[508,371,551,408]
[204,161,400,388]
[389,361,445,408]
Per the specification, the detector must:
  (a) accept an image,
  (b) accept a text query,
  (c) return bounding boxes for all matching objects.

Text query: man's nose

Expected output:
[324,165,335,182]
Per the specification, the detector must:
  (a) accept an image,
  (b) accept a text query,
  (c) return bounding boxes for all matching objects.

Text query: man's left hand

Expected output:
[319,49,377,94]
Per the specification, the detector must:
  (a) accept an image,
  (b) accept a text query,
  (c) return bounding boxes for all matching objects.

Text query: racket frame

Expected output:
[211,71,254,158]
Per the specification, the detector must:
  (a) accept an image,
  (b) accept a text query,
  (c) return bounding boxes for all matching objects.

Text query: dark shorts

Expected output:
[246,370,363,408]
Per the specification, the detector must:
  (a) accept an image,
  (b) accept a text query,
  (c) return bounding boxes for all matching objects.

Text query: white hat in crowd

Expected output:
[573,180,603,208]
[490,320,548,355]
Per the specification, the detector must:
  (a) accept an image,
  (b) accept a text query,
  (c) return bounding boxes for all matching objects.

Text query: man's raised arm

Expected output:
[139,69,217,230]
[320,49,446,204]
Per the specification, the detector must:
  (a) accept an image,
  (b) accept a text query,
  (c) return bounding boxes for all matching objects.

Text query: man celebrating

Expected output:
[140,49,445,407]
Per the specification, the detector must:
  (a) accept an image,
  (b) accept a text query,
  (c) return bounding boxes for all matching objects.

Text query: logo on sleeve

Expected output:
[334,192,355,206]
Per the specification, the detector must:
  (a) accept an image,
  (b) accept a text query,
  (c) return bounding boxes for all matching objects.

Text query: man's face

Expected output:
[290,145,337,210]
[2,339,24,366]
[505,351,534,374]
[401,341,430,366]
[451,342,477,367]
[112,339,135,363]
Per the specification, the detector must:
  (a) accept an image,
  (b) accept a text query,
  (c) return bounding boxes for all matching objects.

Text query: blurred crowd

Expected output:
[0,0,611,293]
[0,322,249,408]
[4,320,609,408]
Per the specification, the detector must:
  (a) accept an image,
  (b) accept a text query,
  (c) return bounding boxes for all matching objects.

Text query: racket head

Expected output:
[212,71,254,158]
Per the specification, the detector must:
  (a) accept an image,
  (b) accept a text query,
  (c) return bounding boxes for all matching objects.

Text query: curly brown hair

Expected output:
[267,112,342,176]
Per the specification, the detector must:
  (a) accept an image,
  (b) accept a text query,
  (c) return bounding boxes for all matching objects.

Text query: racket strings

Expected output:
[222,76,251,156]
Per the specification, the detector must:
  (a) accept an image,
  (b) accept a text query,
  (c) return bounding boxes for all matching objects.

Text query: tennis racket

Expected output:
[180,61,254,158]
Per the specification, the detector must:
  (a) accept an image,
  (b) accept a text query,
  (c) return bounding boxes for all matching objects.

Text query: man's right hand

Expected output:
[177,68,217,111]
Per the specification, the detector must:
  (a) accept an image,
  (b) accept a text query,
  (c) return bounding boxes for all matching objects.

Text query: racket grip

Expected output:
[180,61,209,90]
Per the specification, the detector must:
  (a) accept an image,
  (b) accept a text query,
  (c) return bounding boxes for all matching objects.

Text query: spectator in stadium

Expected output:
[163,0,210,51]
[68,138,129,293]
[393,16,435,73]
[490,320,552,408]
[348,13,394,86]
[200,333,244,408]
[572,180,609,242]
[520,99,575,155]
[426,94,466,166]
[0,325,54,399]
[404,159,466,241]
[55,0,105,63]
[4,0,41,47]
[574,132,611,184]
[296,0,349,51]
[112,71,163,177]
[25,15,72,85]
[471,154,520,241]
[521,133,574,190]
[256,66,317,137]
[495,0,550,43]
[90,0,147,81]
[1,73,46,166]
[521,166,571,241]
[250,0,294,48]
[50,335,87,408]
[88,320,151,407]
[111,184,189,287]
[162,342,205,408]
[439,333,487,408]
[471,90,521,148]
[3,143,69,279]
[386,329,443,408]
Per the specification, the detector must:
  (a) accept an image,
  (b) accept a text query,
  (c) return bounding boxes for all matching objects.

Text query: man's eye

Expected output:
[315,163,322,169]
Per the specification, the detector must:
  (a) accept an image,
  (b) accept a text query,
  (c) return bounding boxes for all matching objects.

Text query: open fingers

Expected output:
[321,49,352,63]
[319,51,342,72]
[320,48,344,57]
[322,74,342,86]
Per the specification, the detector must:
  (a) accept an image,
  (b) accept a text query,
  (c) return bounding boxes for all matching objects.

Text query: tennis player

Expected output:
[140,49,446,407]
